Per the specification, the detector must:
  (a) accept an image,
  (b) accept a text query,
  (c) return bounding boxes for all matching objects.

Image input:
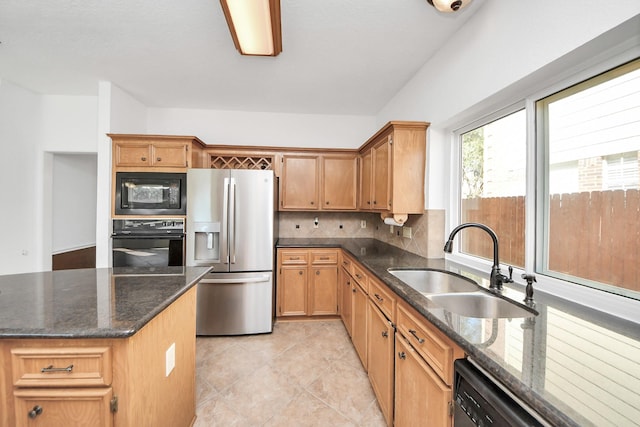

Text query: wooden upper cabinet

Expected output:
[280,155,320,210]
[372,135,391,211]
[321,155,358,210]
[110,134,206,171]
[280,153,357,211]
[359,121,428,216]
[359,150,372,210]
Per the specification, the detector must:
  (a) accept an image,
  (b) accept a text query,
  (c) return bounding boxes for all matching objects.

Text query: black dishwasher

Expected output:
[454,359,544,427]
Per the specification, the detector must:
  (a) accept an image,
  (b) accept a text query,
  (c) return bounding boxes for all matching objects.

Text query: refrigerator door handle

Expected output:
[200,275,271,284]
[222,177,230,264]
[229,177,237,264]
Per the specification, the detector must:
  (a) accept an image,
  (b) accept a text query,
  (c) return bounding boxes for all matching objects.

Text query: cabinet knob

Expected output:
[298,271,303,275]
[352,288,356,293]
[157,157,162,162]
[398,351,406,360]
[381,331,389,338]
[141,156,147,161]
[315,270,320,275]
[28,405,43,419]
[310,201,314,205]
[326,201,329,205]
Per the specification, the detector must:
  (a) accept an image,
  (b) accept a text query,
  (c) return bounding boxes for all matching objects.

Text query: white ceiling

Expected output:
[0,0,483,115]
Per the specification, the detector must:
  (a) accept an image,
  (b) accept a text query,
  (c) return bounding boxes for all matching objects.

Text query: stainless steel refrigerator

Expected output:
[186,169,276,335]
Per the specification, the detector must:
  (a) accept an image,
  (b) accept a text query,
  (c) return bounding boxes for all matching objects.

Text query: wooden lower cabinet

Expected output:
[395,334,452,427]
[339,265,353,336]
[279,266,308,316]
[0,287,197,427]
[276,248,339,318]
[351,280,368,370]
[13,388,113,427]
[367,300,395,427]
[309,265,338,315]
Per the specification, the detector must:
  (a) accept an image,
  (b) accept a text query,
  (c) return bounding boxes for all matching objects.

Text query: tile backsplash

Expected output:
[278,210,445,259]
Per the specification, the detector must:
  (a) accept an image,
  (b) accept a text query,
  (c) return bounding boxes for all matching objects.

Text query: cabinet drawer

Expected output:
[279,250,309,265]
[396,304,455,385]
[11,347,112,388]
[352,263,368,293]
[340,253,352,272]
[14,388,113,427]
[369,277,396,322]
[311,250,338,265]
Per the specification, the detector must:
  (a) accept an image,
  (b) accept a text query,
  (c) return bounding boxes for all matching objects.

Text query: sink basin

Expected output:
[388,268,479,294]
[428,292,538,318]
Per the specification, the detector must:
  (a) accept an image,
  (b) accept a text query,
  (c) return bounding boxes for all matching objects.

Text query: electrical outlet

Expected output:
[389,225,394,234]
[402,226,413,239]
[360,220,367,229]
[166,343,175,377]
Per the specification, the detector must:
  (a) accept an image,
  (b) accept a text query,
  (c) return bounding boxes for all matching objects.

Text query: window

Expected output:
[538,59,640,296]
[454,58,640,301]
[459,109,526,268]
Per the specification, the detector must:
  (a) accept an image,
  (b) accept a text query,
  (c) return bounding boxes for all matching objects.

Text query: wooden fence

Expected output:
[461,189,639,292]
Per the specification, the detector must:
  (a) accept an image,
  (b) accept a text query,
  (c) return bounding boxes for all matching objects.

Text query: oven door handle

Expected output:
[112,234,185,239]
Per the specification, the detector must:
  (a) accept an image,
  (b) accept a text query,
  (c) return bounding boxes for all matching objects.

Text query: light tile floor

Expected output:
[194,320,387,427]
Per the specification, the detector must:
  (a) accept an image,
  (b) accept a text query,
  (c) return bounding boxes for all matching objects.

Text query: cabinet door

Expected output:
[309,266,338,315]
[321,155,357,210]
[367,300,394,427]
[278,266,307,316]
[14,388,112,427]
[114,143,151,167]
[281,155,319,210]
[351,282,368,369]
[340,268,353,336]
[152,143,188,167]
[372,136,391,211]
[359,150,372,210]
[394,335,452,427]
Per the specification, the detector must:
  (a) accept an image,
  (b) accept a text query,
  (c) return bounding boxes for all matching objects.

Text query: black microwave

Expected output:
[115,172,187,215]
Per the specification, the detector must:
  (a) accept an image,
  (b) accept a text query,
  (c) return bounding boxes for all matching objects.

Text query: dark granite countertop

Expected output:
[0,266,211,339]
[277,238,640,427]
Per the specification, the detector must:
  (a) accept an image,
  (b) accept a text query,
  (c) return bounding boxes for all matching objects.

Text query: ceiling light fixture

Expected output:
[220,0,282,56]
[427,0,472,13]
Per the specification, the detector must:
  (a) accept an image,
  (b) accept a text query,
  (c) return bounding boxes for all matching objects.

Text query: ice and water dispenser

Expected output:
[192,222,221,263]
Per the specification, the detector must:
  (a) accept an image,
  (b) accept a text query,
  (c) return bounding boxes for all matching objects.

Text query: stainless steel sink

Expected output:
[387,268,479,294]
[428,292,538,318]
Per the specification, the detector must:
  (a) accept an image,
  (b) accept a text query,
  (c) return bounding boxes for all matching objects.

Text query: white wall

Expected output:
[41,96,98,152]
[147,108,376,149]
[95,82,148,268]
[52,154,98,253]
[0,80,43,274]
[376,1,640,210]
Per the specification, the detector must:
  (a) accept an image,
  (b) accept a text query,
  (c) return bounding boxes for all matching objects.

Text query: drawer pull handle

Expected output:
[355,274,362,279]
[290,256,300,260]
[408,329,425,344]
[319,256,330,260]
[41,364,74,373]
[381,331,389,338]
[28,405,43,419]
[398,351,406,360]
[374,293,384,302]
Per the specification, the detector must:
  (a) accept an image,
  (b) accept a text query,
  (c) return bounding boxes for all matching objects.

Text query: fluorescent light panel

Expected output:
[220,0,282,56]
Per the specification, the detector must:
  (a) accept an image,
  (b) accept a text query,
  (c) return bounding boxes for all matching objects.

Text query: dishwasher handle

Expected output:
[200,275,270,284]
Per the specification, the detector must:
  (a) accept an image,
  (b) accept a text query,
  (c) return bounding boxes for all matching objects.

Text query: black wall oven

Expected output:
[115,172,187,216]
[112,219,185,267]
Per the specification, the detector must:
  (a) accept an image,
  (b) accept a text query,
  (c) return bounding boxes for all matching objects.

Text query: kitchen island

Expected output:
[278,238,640,427]
[0,266,211,427]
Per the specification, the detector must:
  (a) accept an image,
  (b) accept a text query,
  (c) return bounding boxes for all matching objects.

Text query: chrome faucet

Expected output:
[443,222,513,291]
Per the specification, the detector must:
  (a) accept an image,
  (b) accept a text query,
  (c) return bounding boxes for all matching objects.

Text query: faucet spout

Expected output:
[443,222,511,291]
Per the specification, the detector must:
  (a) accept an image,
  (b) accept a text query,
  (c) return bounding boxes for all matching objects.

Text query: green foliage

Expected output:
[462,128,484,198]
